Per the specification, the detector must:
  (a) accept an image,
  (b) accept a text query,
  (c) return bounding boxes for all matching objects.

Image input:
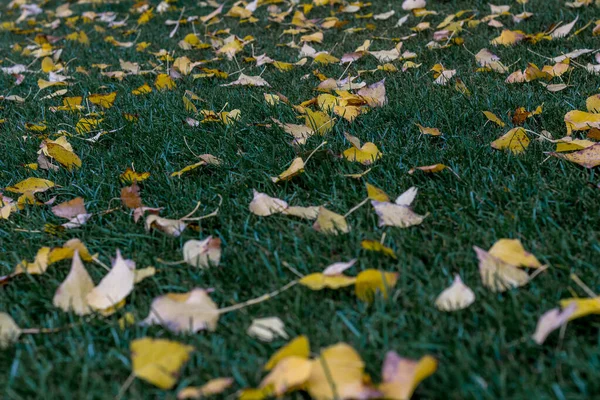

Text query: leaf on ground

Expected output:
[491,127,529,154]
[271,157,305,183]
[265,335,311,371]
[372,201,427,228]
[488,239,542,268]
[145,215,187,237]
[434,275,475,311]
[355,269,399,302]
[178,378,234,399]
[6,177,55,194]
[474,246,529,292]
[53,251,95,315]
[0,313,21,348]
[131,337,194,389]
[378,351,438,400]
[532,303,577,345]
[247,317,288,342]
[86,250,136,312]
[313,207,350,234]
[261,356,312,397]
[342,133,382,165]
[183,236,222,268]
[249,190,288,216]
[142,288,220,333]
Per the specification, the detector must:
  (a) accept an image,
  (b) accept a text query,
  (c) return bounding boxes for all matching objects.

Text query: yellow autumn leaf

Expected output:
[488,239,542,268]
[260,356,312,396]
[474,246,529,292]
[490,127,529,154]
[564,110,600,135]
[304,109,334,135]
[307,343,370,400]
[313,207,350,234]
[155,73,176,90]
[264,335,310,371]
[342,133,382,165]
[120,168,150,183]
[86,250,135,311]
[378,351,438,400]
[355,269,399,302]
[361,239,397,259]
[559,297,600,321]
[45,142,82,170]
[271,157,305,183]
[6,177,55,194]
[132,83,152,95]
[551,143,600,168]
[299,273,357,290]
[366,183,390,201]
[131,337,194,389]
[88,92,117,108]
[416,123,442,136]
[178,378,234,399]
[483,111,506,127]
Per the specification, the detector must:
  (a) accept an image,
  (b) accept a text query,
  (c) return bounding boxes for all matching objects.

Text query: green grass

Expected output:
[2,0,600,398]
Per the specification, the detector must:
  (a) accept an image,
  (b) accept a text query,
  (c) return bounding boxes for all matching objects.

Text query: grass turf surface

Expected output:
[2,0,600,398]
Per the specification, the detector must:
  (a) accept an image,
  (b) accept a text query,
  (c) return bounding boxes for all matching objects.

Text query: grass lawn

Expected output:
[2,0,600,398]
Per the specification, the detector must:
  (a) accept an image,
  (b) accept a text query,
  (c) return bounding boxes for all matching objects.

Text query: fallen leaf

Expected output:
[53,251,95,315]
[249,190,288,216]
[265,335,310,371]
[491,127,529,154]
[247,317,288,342]
[474,246,529,292]
[86,250,136,311]
[183,236,222,269]
[355,269,399,302]
[131,337,194,389]
[0,313,21,348]
[313,207,350,234]
[178,378,234,399]
[142,288,220,333]
[378,351,437,400]
[532,303,577,345]
[488,239,542,268]
[434,275,475,311]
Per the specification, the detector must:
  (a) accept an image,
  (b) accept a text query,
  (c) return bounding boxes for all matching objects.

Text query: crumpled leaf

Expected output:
[131,337,194,389]
[86,250,136,311]
[178,378,234,399]
[564,110,600,135]
[434,275,475,311]
[372,201,426,228]
[53,251,95,316]
[222,73,270,87]
[313,207,350,234]
[249,190,288,216]
[142,288,220,333]
[183,236,222,269]
[474,246,529,292]
[0,313,21,348]
[247,317,288,342]
[145,215,187,237]
[378,351,438,400]
[323,259,357,276]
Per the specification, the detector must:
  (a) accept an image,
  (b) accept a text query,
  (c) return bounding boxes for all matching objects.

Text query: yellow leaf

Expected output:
[342,134,382,165]
[313,207,350,234]
[300,273,357,290]
[178,378,234,399]
[249,190,288,216]
[271,157,305,183]
[307,343,369,400]
[132,83,152,95]
[6,177,55,194]
[75,117,102,134]
[131,337,194,389]
[265,335,310,371]
[559,297,600,321]
[14,247,51,275]
[120,168,150,184]
[86,250,135,311]
[488,239,541,268]
[88,92,117,108]
[586,94,600,113]
[408,164,448,174]
[142,288,219,333]
[361,240,397,259]
[416,124,442,136]
[564,110,600,135]
[260,357,312,396]
[366,183,390,201]
[355,269,398,302]
[371,201,426,228]
[551,143,600,168]
[378,352,438,400]
[491,29,525,46]
[171,161,206,177]
[155,73,176,91]
[45,142,82,170]
[483,111,505,127]
[52,251,95,315]
[474,246,529,292]
[490,127,529,154]
[304,109,334,135]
